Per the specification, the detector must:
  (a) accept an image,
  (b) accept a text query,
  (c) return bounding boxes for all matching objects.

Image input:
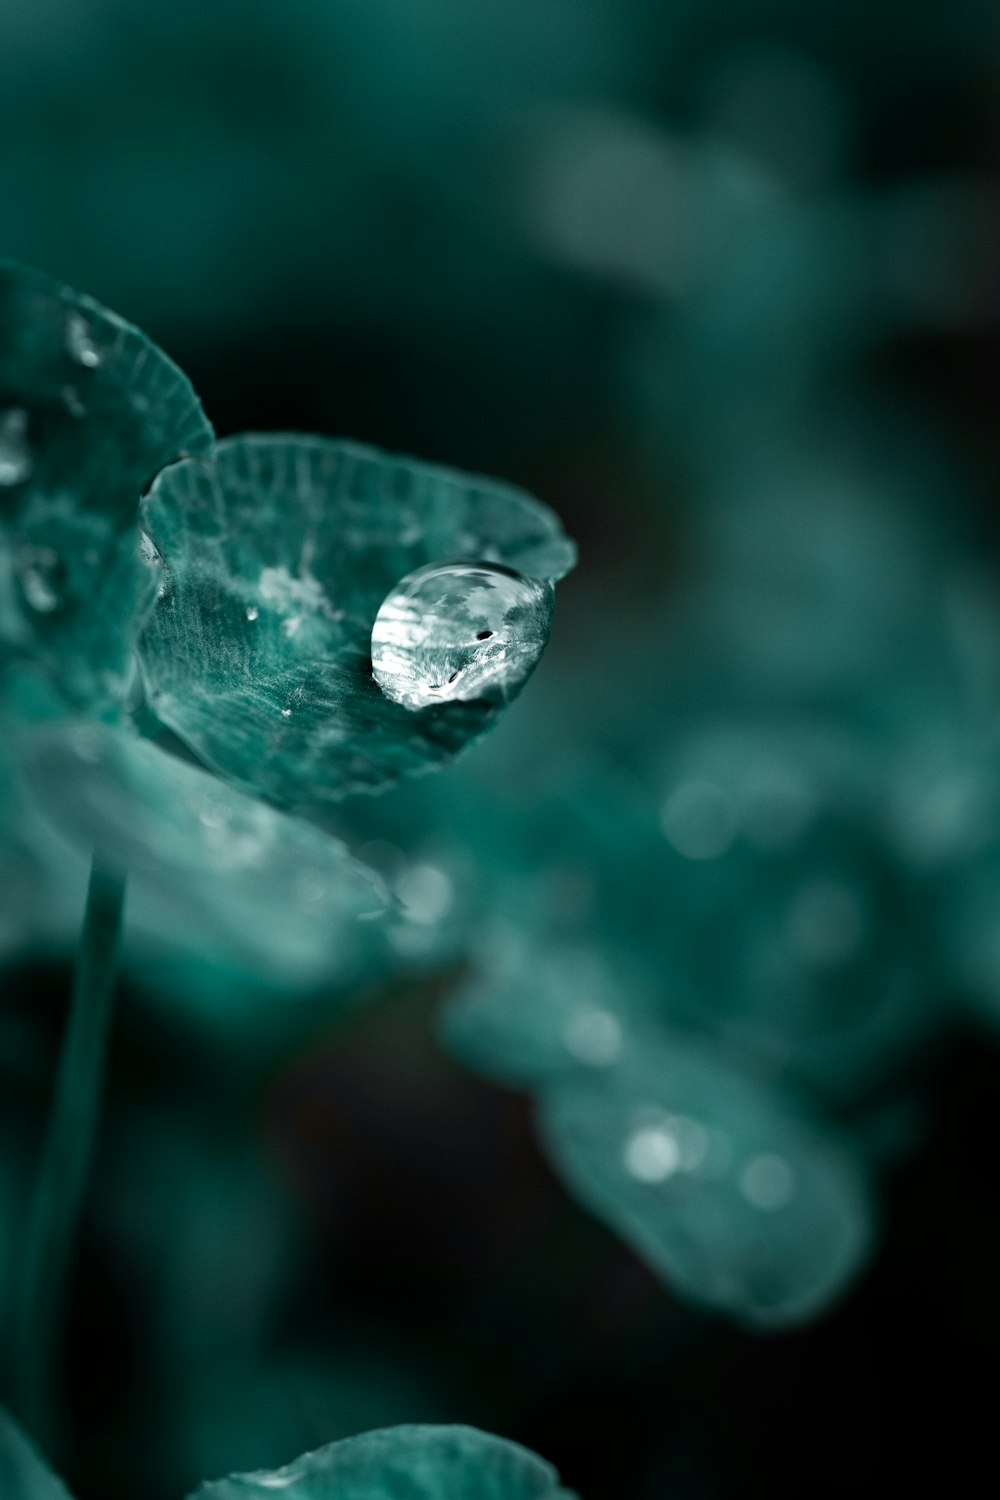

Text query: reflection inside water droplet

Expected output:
[0,408,32,486]
[65,312,101,367]
[370,561,553,711]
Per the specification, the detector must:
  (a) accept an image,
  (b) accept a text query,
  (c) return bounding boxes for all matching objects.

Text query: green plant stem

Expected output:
[12,857,126,1441]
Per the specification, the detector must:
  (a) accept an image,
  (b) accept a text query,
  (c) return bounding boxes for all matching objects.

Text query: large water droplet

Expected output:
[0,408,32,486]
[371,561,552,711]
[65,312,101,367]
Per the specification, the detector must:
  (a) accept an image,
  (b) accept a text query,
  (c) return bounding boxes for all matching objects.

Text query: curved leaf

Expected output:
[187,1424,573,1500]
[137,436,575,807]
[538,1033,875,1328]
[0,261,213,712]
[0,1407,73,1500]
[21,721,388,989]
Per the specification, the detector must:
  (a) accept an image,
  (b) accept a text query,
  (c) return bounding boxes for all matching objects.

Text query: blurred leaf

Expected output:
[441,738,930,1101]
[137,436,575,807]
[0,261,213,712]
[0,1407,73,1500]
[539,1033,876,1328]
[21,720,387,989]
[188,1424,573,1500]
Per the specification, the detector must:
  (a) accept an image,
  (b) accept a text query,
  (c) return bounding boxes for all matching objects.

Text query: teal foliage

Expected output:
[0,261,213,713]
[0,1409,571,1500]
[538,1034,874,1328]
[137,436,573,807]
[0,1407,71,1500]
[188,1425,572,1500]
[1,3,999,1497]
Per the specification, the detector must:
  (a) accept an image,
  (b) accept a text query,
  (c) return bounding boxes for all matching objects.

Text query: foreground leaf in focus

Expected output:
[137,436,575,808]
[539,1033,875,1328]
[0,261,213,712]
[188,1423,574,1500]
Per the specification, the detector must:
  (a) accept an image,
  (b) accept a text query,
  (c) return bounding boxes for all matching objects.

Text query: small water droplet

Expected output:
[17,545,62,612]
[564,1007,622,1066]
[624,1125,681,1182]
[739,1153,795,1210]
[0,408,32,486]
[246,605,260,621]
[661,780,737,860]
[395,862,454,924]
[198,805,228,830]
[65,312,101,367]
[138,530,161,566]
[61,384,86,418]
[371,561,552,711]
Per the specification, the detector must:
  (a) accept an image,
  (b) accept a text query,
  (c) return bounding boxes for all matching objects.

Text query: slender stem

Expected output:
[12,857,126,1441]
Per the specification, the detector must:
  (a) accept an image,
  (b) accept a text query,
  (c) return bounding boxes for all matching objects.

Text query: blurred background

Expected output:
[2,2,1000,1497]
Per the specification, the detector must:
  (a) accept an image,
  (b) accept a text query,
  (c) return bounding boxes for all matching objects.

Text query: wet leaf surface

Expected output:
[137,435,574,808]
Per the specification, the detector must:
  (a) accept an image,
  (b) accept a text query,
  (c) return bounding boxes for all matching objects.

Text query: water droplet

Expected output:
[138,530,161,566]
[371,561,552,711]
[0,408,32,486]
[739,1153,795,1210]
[65,312,101,367]
[17,545,62,612]
[246,605,259,621]
[661,780,737,860]
[61,384,86,418]
[198,805,228,830]
[395,862,454,924]
[564,1007,622,1066]
[624,1125,681,1182]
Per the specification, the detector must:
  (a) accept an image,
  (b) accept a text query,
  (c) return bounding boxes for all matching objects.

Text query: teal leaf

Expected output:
[0,260,213,712]
[21,720,388,989]
[0,1407,73,1500]
[187,1424,573,1500]
[136,436,575,807]
[538,1033,875,1328]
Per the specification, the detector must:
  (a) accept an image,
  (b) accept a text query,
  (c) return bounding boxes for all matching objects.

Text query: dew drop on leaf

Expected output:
[0,407,32,486]
[65,310,101,367]
[370,561,554,711]
[61,384,86,418]
[16,545,62,612]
